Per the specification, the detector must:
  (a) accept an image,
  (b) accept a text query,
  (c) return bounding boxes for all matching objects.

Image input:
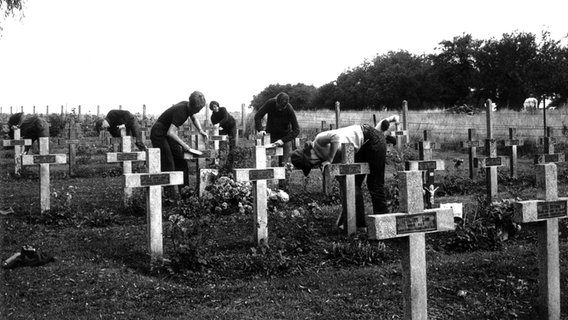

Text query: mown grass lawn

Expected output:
[2,146,568,319]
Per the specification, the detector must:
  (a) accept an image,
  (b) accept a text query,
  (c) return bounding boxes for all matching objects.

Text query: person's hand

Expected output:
[117,124,126,129]
[199,130,208,139]
[271,139,284,147]
[257,130,266,136]
[11,125,19,130]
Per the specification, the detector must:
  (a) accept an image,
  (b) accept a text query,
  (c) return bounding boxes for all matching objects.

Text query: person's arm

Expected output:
[375,115,400,131]
[130,119,147,151]
[166,124,199,154]
[278,108,300,144]
[189,114,208,138]
[254,102,269,134]
[218,108,231,127]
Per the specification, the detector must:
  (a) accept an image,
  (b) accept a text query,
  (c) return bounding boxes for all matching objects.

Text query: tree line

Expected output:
[251,31,568,112]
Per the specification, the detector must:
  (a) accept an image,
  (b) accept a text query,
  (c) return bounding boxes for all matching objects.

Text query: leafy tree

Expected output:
[430,34,482,107]
[311,81,341,110]
[0,0,25,34]
[250,83,317,111]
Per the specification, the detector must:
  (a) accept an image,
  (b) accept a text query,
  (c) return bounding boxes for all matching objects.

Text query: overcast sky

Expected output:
[0,0,566,116]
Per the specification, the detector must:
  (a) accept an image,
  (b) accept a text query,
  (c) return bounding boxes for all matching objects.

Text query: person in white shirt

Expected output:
[291,116,399,230]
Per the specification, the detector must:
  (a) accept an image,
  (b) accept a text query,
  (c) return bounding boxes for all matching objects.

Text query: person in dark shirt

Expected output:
[2,112,49,154]
[150,91,208,191]
[209,101,236,169]
[254,92,300,190]
[96,109,147,151]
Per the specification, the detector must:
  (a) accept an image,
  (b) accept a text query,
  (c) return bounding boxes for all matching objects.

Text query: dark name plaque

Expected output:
[33,155,56,164]
[506,139,520,146]
[535,154,562,164]
[463,140,482,148]
[5,140,28,146]
[339,164,362,175]
[417,161,437,171]
[396,212,437,234]
[484,157,502,166]
[265,149,279,156]
[117,153,139,161]
[537,201,568,219]
[249,169,274,180]
[140,174,170,186]
[393,131,406,136]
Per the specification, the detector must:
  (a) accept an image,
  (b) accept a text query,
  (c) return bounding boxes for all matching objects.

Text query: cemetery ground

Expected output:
[2,141,568,319]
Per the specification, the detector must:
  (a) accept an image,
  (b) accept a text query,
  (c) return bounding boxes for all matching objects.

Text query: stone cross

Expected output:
[535,127,565,165]
[183,140,217,196]
[123,148,183,263]
[106,128,147,205]
[461,129,484,179]
[2,128,32,176]
[234,146,286,245]
[367,170,454,320]
[500,128,524,179]
[514,163,567,320]
[325,143,370,235]
[474,99,504,200]
[21,137,67,212]
[59,119,81,177]
[406,130,444,209]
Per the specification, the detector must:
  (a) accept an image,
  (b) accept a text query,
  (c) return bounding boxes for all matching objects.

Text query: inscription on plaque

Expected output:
[544,154,561,163]
[393,131,406,136]
[5,140,27,146]
[537,201,568,219]
[417,161,437,171]
[249,169,274,180]
[140,174,170,186]
[339,164,362,175]
[396,213,437,234]
[33,155,56,164]
[117,153,139,161]
[464,141,481,148]
[507,139,520,146]
[484,157,502,166]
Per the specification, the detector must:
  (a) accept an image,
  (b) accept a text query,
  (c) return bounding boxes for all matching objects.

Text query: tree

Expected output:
[250,83,317,111]
[0,0,25,35]
[430,34,482,107]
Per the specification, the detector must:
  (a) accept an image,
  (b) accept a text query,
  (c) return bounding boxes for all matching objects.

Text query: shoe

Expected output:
[2,246,55,269]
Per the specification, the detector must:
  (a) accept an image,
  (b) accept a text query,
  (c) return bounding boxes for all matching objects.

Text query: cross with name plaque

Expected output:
[123,148,183,263]
[209,126,228,164]
[514,163,567,320]
[367,170,454,320]
[390,101,410,150]
[474,99,505,200]
[106,128,147,205]
[535,127,565,165]
[325,143,370,235]
[405,130,444,209]
[21,137,67,212]
[500,128,524,179]
[58,119,82,177]
[461,128,484,179]
[233,146,286,245]
[1,128,32,176]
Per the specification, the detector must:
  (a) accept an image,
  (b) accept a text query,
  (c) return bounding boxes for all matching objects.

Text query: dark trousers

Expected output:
[150,122,190,187]
[220,125,237,169]
[352,124,388,227]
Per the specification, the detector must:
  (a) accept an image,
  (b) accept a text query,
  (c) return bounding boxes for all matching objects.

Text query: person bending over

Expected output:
[209,100,236,169]
[96,109,147,151]
[150,91,208,190]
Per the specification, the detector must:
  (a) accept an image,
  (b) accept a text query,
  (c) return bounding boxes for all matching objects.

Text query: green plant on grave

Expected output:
[443,197,520,252]
[80,208,117,228]
[29,185,79,226]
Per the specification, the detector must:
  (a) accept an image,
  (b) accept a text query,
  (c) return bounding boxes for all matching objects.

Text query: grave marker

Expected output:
[535,127,565,165]
[500,128,524,179]
[21,137,67,212]
[325,143,370,235]
[1,128,32,175]
[514,163,567,319]
[367,170,454,320]
[474,99,504,200]
[405,130,444,208]
[461,129,484,179]
[106,128,147,205]
[234,146,286,245]
[123,148,183,263]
